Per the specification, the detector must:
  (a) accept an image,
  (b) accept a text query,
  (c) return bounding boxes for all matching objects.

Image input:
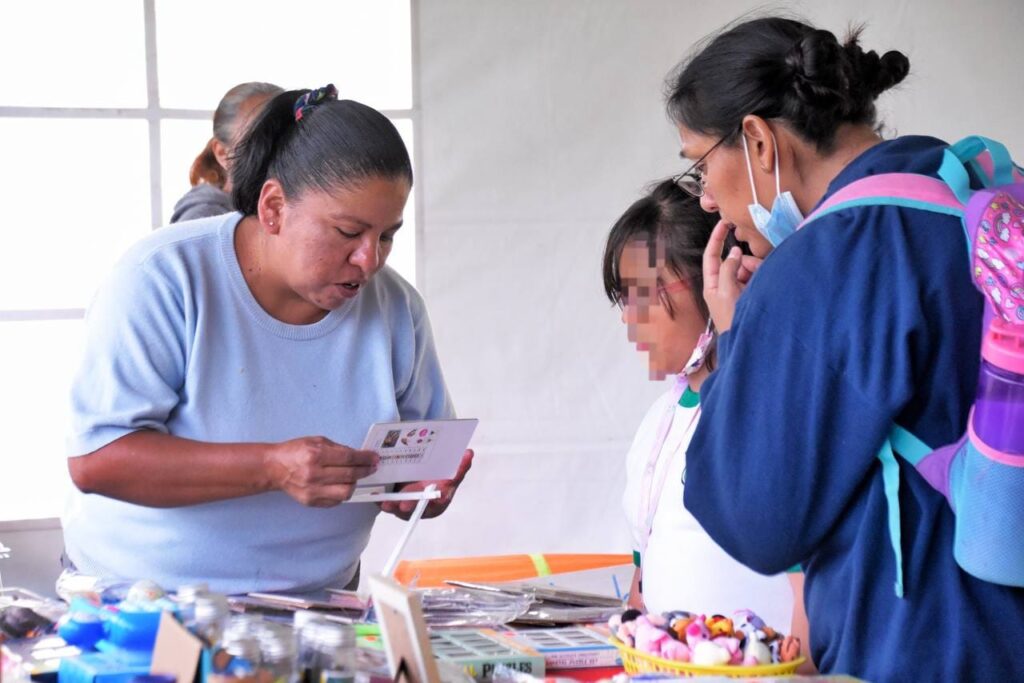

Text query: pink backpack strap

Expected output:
[799,173,965,229]
[972,151,1024,185]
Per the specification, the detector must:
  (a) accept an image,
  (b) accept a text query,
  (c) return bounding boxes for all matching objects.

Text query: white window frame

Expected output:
[0,0,422,327]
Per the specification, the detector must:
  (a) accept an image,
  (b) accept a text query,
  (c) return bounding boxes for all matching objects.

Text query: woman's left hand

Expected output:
[380,449,474,520]
[703,220,764,332]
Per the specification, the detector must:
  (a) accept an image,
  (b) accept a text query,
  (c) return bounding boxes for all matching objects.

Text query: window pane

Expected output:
[161,119,216,224]
[155,0,412,111]
[0,320,82,521]
[0,1,146,108]
[0,119,152,310]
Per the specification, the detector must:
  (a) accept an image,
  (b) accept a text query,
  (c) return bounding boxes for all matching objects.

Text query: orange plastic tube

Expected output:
[392,553,631,587]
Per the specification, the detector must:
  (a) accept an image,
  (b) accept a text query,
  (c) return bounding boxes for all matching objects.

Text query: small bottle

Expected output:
[191,594,230,647]
[175,583,211,634]
[294,612,330,683]
[256,621,296,683]
[314,622,357,683]
[954,317,1024,585]
[971,318,1024,452]
[294,616,356,683]
[210,615,265,683]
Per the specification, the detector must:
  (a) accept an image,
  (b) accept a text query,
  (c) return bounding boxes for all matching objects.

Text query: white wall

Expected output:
[359,0,1024,578]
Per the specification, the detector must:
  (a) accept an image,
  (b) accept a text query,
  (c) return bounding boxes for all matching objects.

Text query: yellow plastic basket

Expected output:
[610,637,805,678]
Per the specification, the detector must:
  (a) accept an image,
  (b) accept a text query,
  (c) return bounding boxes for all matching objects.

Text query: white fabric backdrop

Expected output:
[359,0,1024,582]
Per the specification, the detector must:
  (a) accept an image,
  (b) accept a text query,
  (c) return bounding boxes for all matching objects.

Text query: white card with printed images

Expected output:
[355,418,478,488]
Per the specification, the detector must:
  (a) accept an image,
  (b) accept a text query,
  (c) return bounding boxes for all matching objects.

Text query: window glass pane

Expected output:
[0,119,152,310]
[161,118,216,224]
[0,1,146,108]
[155,0,412,111]
[0,320,82,521]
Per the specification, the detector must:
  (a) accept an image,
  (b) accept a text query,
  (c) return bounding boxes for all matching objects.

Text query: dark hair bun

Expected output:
[845,40,910,99]
[785,29,848,108]
[665,17,911,151]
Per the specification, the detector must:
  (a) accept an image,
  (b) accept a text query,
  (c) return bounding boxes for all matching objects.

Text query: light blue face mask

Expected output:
[742,133,805,247]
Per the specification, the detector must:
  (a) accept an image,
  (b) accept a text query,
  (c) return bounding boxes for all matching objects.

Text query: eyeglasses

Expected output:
[673,136,728,198]
[616,279,688,310]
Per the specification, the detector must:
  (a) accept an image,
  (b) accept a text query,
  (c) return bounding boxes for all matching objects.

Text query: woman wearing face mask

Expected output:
[602,180,794,629]
[64,86,471,595]
[665,17,1024,680]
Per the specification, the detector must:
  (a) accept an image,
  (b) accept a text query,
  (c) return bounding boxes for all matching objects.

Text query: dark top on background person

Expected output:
[170,82,283,223]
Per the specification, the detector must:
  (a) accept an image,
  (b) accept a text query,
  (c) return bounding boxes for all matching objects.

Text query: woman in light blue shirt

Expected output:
[64,85,471,595]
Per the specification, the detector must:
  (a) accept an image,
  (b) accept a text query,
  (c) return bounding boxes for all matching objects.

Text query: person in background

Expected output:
[170,81,283,223]
[602,179,796,634]
[665,16,1024,679]
[64,85,471,595]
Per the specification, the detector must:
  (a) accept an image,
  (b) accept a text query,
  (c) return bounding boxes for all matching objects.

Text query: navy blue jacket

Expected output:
[686,136,1024,681]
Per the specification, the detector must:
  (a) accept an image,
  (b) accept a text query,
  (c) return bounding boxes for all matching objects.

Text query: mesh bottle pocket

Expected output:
[950,437,1024,586]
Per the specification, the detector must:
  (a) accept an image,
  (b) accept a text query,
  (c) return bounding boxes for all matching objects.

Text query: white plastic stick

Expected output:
[382,484,438,578]
[346,489,442,504]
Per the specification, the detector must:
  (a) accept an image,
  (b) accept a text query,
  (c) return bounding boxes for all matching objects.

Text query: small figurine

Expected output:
[712,636,742,665]
[691,640,731,666]
[634,616,670,655]
[705,614,734,638]
[780,635,802,662]
[684,617,711,649]
[732,609,766,632]
[659,638,691,662]
[742,637,772,666]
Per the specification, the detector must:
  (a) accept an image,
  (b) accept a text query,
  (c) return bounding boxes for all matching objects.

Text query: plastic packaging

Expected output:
[405,587,533,628]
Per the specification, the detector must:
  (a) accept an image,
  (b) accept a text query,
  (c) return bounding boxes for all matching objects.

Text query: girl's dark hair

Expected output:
[189,82,283,188]
[230,89,413,216]
[603,180,734,369]
[666,17,910,151]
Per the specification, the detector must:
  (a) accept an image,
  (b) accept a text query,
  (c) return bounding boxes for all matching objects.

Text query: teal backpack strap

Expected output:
[799,173,964,599]
[878,424,936,599]
[890,425,933,466]
[938,135,1015,203]
[876,432,907,598]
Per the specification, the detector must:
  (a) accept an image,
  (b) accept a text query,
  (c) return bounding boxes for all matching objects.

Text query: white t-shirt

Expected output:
[622,386,793,628]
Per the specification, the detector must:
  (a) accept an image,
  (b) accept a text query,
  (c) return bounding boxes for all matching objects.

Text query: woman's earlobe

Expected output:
[257,179,286,233]
[262,213,282,233]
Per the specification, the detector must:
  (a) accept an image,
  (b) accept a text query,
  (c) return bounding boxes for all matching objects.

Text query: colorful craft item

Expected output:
[705,614,734,638]
[691,640,730,666]
[608,607,800,668]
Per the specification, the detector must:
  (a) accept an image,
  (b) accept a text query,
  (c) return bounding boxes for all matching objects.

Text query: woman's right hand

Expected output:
[265,436,379,507]
[703,220,764,332]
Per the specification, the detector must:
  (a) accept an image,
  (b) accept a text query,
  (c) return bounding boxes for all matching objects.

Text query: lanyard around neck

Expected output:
[637,378,701,566]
